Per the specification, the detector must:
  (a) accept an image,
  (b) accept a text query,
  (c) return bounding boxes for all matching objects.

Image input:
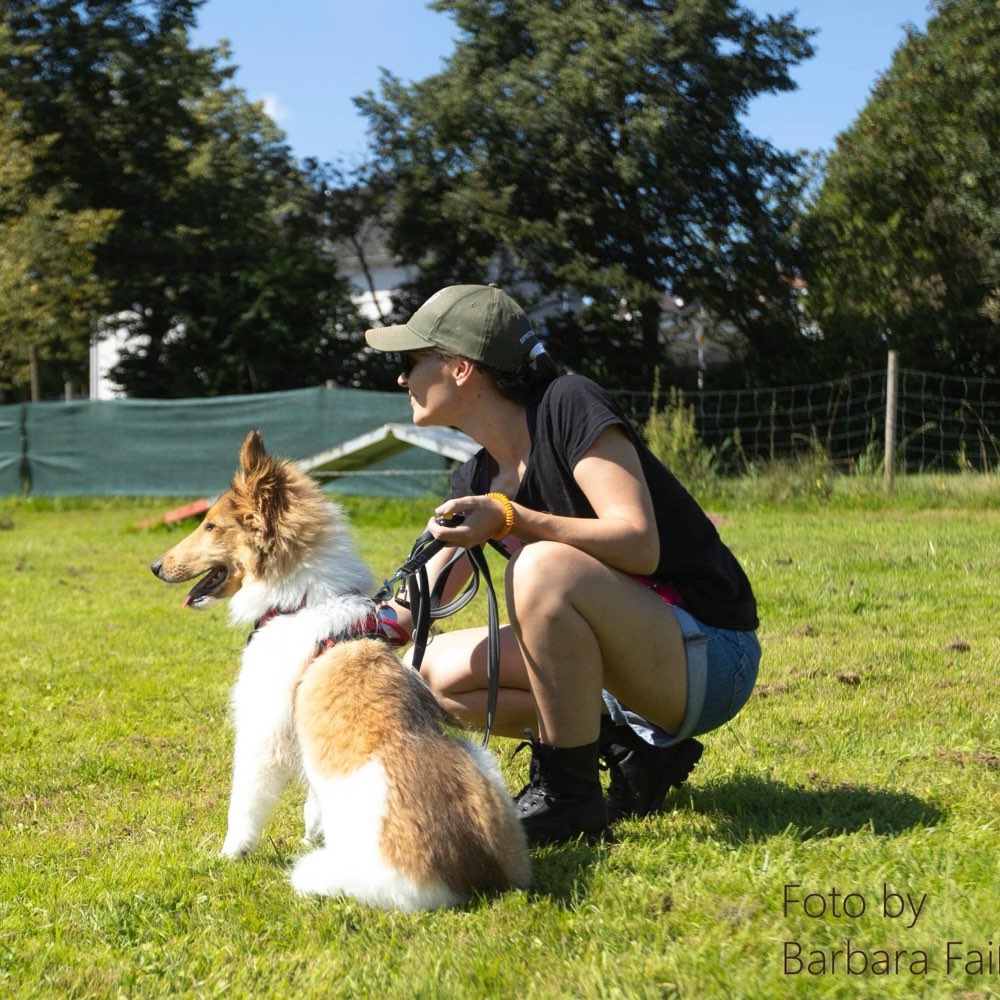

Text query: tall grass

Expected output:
[642,385,1000,512]
[1,489,999,998]
[643,376,722,498]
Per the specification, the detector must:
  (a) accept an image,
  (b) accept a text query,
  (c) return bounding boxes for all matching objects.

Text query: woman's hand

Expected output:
[427,426,658,574]
[436,427,658,575]
[430,494,511,548]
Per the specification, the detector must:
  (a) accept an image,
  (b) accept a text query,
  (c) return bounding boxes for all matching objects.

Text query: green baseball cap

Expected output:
[365,284,542,373]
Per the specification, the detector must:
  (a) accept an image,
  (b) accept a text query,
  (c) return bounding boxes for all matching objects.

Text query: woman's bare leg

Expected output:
[415,541,688,745]
[412,625,537,738]
[506,541,688,747]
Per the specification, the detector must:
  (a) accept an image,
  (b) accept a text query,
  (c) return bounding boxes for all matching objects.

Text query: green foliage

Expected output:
[0,86,116,397]
[0,0,364,398]
[956,426,1000,473]
[742,431,837,504]
[643,375,719,495]
[2,495,999,996]
[801,0,1000,377]
[357,0,817,390]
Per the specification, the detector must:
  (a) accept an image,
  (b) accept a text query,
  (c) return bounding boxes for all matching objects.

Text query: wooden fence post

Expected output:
[29,344,40,402]
[884,350,898,492]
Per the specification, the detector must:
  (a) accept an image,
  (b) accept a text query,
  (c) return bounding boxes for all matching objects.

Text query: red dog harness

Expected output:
[247,600,408,654]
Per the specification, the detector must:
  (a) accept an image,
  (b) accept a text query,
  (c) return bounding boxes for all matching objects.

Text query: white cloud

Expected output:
[260,92,290,125]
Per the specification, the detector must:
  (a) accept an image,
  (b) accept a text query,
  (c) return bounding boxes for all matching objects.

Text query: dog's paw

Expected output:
[303,789,323,845]
[219,836,254,859]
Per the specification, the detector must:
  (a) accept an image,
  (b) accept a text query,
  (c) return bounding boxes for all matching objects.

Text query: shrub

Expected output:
[642,374,719,495]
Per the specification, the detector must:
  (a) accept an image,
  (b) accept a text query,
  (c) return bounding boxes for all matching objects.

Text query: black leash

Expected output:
[372,524,507,746]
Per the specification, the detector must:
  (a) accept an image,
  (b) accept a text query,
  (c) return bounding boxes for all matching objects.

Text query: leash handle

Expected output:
[466,546,500,747]
[386,531,459,672]
[374,528,511,747]
[409,544,498,747]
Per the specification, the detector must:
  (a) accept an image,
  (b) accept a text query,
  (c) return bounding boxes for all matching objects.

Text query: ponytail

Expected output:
[477,344,561,404]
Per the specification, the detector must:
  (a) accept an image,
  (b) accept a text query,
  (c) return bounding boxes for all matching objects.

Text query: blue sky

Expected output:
[191,0,932,164]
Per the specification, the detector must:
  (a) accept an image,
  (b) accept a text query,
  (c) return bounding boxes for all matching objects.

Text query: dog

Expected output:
[150,430,529,910]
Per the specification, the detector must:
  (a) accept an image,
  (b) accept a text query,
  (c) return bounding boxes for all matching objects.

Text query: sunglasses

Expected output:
[400,350,446,377]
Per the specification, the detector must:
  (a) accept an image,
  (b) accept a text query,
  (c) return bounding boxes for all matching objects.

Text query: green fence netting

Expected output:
[2,385,453,497]
[0,405,22,494]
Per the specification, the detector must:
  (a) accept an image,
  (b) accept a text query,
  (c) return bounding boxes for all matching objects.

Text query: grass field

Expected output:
[1,483,998,999]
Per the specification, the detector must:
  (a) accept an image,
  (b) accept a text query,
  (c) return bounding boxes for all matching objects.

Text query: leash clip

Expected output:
[371,578,398,605]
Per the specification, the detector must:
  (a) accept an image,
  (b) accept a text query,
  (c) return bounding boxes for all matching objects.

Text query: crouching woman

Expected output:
[365,284,760,844]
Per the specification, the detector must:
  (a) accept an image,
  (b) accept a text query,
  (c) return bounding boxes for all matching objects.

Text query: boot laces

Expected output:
[511,729,556,810]
[512,727,539,759]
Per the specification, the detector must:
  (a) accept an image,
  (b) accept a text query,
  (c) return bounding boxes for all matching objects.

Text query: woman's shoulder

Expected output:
[540,372,612,408]
[531,374,630,464]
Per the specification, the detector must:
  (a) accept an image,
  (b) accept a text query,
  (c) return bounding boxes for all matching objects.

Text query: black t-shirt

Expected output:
[448,374,758,631]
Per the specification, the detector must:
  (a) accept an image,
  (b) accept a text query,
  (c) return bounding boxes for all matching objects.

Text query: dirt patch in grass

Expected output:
[935,749,1000,770]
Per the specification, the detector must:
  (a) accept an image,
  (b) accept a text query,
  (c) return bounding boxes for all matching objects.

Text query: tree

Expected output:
[801,0,1000,377]
[106,96,364,396]
[306,160,410,391]
[0,87,116,400]
[355,0,816,390]
[1,0,364,397]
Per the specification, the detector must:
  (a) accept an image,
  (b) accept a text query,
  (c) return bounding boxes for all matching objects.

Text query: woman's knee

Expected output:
[507,541,579,610]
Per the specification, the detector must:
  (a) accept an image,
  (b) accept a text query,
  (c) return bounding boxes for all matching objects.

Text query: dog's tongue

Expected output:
[180,566,227,608]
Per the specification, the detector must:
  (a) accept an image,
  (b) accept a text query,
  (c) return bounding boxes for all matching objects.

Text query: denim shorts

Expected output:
[602,605,760,748]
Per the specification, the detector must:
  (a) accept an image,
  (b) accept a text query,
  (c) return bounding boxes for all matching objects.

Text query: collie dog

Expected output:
[150,430,529,910]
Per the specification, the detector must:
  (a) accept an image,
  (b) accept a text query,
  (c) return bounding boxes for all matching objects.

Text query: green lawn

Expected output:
[1,489,998,999]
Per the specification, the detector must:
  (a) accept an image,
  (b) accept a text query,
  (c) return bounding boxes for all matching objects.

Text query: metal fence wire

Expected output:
[613,367,1000,473]
[4,363,1000,497]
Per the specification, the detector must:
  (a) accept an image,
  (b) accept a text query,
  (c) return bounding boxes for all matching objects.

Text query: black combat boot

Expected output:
[514,732,610,845]
[600,716,703,823]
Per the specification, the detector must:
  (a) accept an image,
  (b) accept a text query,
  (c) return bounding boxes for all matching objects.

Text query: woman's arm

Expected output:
[432,425,660,575]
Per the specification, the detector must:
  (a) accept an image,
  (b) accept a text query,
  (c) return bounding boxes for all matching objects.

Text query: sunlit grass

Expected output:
[1,486,998,998]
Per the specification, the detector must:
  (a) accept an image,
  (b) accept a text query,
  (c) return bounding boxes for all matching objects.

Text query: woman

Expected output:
[365,284,760,845]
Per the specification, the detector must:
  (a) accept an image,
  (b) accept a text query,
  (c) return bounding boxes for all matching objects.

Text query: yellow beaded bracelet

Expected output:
[486,491,515,540]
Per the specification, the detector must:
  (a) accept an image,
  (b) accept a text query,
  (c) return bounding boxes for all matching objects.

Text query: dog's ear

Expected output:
[232,430,289,553]
[239,430,267,474]
[233,430,327,575]
[250,470,289,548]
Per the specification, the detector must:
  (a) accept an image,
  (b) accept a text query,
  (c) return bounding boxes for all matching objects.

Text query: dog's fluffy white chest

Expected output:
[229,618,316,760]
